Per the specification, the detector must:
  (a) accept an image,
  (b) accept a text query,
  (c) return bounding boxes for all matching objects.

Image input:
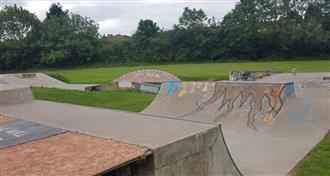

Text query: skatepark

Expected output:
[1,72,329,176]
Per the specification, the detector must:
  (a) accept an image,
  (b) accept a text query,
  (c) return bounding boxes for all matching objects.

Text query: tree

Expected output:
[46,3,68,19]
[178,7,208,29]
[39,13,101,67]
[133,19,160,55]
[135,19,159,38]
[0,5,40,41]
[0,5,41,70]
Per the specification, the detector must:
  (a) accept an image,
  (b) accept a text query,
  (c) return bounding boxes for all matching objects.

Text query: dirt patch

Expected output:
[0,131,150,176]
[0,115,14,123]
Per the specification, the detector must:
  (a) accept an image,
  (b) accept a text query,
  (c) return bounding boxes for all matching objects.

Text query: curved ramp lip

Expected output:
[218,124,243,176]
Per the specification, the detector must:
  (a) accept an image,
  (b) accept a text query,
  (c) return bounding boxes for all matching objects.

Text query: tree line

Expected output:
[1,0,329,71]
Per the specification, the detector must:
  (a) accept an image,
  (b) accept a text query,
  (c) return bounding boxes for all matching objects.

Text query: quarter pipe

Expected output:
[142,73,330,175]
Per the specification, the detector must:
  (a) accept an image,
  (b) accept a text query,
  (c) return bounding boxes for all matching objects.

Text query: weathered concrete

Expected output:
[0,73,100,91]
[142,73,330,175]
[0,118,65,148]
[133,127,240,176]
[0,84,34,105]
[2,99,240,175]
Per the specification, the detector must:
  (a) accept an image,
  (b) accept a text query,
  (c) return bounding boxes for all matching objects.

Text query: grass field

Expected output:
[46,60,330,84]
[31,60,329,175]
[293,133,330,176]
[32,87,155,112]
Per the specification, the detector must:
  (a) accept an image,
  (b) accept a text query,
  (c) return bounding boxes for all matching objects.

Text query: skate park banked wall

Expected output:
[0,83,241,176]
[143,81,295,131]
[142,73,330,175]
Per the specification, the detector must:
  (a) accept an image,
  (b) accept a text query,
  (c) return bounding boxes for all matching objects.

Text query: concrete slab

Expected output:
[0,118,65,148]
[2,100,216,149]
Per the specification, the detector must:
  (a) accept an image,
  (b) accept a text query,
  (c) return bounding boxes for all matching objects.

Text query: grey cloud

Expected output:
[2,0,238,35]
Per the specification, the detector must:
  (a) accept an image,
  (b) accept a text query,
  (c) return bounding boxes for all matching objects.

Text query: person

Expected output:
[291,68,297,76]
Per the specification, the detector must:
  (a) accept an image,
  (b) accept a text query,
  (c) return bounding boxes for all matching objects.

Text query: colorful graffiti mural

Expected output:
[181,83,295,130]
[135,83,161,94]
[161,82,215,96]
[229,71,275,81]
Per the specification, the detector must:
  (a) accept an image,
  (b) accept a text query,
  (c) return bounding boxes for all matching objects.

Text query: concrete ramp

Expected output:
[0,73,100,91]
[143,81,295,130]
[142,73,330,175]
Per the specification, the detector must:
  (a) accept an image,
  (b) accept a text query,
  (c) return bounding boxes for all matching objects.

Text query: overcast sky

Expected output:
[1,0,239,35]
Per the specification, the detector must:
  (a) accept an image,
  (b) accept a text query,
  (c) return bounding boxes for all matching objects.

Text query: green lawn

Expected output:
[46,60,330,84]
[32,87,155,112]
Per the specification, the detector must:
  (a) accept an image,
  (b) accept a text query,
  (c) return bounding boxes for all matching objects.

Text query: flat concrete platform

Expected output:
[2,100,217,149]
[0,118,65,148]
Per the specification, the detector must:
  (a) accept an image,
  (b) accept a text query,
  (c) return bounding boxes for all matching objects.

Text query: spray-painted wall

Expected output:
[229,71,276,81]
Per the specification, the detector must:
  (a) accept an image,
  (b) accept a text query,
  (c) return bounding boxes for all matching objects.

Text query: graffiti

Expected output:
[285,100,317,125]
[0,127,26,138]
[284,82,295,97]
[229,71,275,81]
[178,82,188,97]
[163,81,181,95]
[184,83,294,130]
[286,112,317,125]
[303,101,312,112]
[137,83,161,94]
[162,82,215,96]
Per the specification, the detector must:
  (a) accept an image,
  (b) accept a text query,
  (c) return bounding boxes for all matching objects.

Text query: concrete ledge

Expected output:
[0,84,34,105]
[133,126,241,176]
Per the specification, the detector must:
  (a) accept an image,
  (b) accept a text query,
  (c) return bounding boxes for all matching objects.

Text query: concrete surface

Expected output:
[142,72,330,175]
[2,99,240,175]
[0,84,34,105]
[0,118,65,148]
[0,73,99,91]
